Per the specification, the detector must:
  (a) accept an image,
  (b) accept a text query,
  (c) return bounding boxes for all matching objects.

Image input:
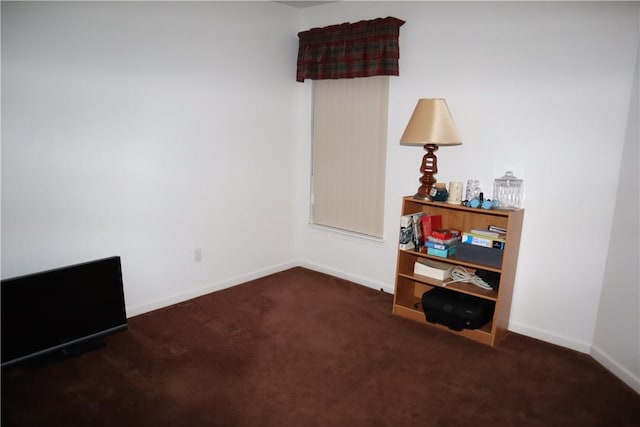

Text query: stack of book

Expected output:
[461,226,507,250]
[398,213,442,252]
[413,258,453,280]
[457,225,507,267]
[455,225,507,267]
[425,228,461,258]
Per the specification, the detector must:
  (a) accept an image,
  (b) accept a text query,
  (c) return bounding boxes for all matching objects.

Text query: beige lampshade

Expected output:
[400,98,462,146]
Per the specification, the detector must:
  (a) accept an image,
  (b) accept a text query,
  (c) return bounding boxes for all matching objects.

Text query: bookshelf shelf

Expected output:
[392,196,524,346]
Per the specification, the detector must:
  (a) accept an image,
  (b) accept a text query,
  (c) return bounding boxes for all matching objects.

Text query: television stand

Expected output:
[19,339,106,369]
[61,338,106,358]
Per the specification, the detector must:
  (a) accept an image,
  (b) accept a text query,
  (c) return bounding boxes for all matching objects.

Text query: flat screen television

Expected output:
[1,256,128,367]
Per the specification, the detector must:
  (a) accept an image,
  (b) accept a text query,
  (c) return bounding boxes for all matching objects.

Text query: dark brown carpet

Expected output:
[2,267,638,426]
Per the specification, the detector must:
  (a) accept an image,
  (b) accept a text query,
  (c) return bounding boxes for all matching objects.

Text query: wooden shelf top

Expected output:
[402,196,524,216]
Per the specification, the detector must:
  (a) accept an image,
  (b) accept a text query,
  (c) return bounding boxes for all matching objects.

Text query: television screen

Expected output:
[1,256,128,367]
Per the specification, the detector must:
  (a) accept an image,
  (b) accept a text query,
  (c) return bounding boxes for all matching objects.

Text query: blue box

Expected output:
[427,245,457,258]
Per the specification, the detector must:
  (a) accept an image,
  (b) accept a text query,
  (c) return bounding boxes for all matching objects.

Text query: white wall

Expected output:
[1,1,301,315]
[296,0,638,357]
[592,45,640,393]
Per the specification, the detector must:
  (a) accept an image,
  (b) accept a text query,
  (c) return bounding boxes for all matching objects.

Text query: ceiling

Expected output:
[275,1,337,9]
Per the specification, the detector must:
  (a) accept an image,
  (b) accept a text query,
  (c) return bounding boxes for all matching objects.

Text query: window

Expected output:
[311,75,389,238]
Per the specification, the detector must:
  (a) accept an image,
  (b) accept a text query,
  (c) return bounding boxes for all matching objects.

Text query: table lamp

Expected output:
[400,98,462,200]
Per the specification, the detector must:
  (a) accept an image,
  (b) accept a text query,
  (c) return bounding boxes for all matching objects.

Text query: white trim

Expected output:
[507,320,592,354]
[125,261,299,318]
[299,260,395,294]
[591,344,640,394]
[126,260,393,319]
[306,223,386,245]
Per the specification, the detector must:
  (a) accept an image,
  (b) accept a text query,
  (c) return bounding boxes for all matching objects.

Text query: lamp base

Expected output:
[414,143,438,200]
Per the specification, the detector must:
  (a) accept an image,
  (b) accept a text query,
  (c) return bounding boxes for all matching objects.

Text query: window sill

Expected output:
[307,223,385,245]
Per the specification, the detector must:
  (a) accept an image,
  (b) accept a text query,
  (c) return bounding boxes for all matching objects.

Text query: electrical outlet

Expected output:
[194,248,202,262]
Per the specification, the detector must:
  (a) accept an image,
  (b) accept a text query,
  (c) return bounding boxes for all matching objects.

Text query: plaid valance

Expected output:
[296,16,405,82]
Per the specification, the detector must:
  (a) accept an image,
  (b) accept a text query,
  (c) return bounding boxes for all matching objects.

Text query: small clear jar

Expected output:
[493,171,523,209]
[465,180,480,201]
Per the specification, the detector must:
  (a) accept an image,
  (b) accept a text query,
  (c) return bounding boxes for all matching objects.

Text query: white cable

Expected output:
[444,266,493,290]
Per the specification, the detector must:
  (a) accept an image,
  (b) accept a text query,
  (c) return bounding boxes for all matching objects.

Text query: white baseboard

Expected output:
[507,320,592,354]
[125,261,298,318]
[508,321,640,394]
[591,344,640,394]
[298,260,395,294]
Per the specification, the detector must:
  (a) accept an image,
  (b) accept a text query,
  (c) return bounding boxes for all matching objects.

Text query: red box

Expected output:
[420,215,442,240]
[431,228,461,241]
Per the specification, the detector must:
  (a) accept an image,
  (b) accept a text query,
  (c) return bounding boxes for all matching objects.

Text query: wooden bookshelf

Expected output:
[392,197,524,346]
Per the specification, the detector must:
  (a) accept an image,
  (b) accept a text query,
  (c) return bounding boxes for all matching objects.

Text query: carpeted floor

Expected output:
[2,267,638,426]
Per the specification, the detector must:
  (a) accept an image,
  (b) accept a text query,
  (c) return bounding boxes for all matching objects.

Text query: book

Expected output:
[488,225,507,234]
[427,245,457,258]
[399,214,415,250]
[414,258,453,280]
[470,228,506,239]
[412,213,425,250]
[420,214,442,241]
[461,232,505,250]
